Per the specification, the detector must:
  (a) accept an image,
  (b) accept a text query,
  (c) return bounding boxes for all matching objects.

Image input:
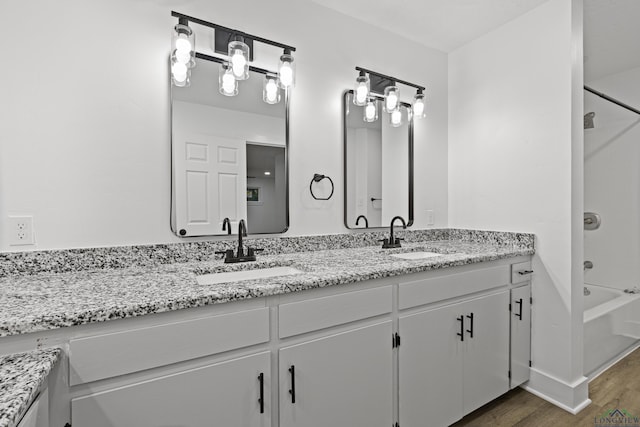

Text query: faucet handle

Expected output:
[215,250,233,260]
[247,247,264,257]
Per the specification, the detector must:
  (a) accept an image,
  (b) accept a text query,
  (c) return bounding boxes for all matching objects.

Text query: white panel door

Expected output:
[461,291,510,414]
[279,322,393,427]
[174,131,246,236]
[399,303,464,427]
[72,351,270,427]
[510,284,531,388]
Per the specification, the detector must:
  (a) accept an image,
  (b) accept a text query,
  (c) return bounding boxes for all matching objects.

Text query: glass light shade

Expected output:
[353,73,369,106]
[364,97,378,122]
[390,108,402,127]
[413,92,426,119]
[228,40,250,80]
[384,86,400,113]
[219,63,238,96]
[171,62,190,87]
[263,75,281,104]
[172,24,195,68]
[278,53,295,89]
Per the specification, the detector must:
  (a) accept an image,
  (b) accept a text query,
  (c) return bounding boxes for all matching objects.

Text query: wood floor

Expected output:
[452,347,640,426]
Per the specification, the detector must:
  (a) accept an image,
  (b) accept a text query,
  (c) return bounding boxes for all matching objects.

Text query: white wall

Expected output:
[448,0,588,412]
[584,66,640,290]
[0,0,448,251]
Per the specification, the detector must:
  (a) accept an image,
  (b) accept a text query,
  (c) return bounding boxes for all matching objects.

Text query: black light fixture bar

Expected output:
[584,85,640,116]
[355,66,425,91]
[195,52,275,76]
[172,11,296,53]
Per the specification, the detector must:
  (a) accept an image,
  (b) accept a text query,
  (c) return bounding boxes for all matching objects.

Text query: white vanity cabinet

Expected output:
[277,286,394,427]
[279,322,393,427]
[72,351,271,427]
[399,290,510,427]
[509,259,533,389]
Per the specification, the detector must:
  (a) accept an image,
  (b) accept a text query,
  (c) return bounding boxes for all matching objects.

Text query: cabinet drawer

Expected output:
[399,265,510,310]
[69,307,269,386]
[511,261,533,284]
[279,286,392,338]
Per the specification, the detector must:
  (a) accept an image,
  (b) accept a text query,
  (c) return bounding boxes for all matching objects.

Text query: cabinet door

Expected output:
[399,304,464,427]
[279,321,393,427]
[72,351,271,427]
[510,284,531,388]
[461,291,510,414]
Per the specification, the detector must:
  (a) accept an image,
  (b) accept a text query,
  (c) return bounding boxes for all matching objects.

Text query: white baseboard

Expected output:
[523,368,591,414]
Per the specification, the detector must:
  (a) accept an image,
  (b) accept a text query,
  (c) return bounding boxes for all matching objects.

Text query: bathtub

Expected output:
[583,284,640,376]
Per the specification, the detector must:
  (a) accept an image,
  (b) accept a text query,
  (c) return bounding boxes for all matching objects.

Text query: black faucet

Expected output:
[380,216,407,249]
[355,215,369,228]
[215,219,263,263]
[222,217,232,235]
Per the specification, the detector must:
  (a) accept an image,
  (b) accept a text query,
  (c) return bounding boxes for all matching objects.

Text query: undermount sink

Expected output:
[196,266,304,286]
[390,251,444,260]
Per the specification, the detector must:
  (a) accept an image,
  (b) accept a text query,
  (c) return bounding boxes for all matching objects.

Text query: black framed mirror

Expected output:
[343,90,414,229]
[171,58,289,237]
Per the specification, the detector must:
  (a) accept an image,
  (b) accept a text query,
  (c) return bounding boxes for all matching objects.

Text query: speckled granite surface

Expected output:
[0,229,532,277]
[0,348,60,427]
[0,231,534,337]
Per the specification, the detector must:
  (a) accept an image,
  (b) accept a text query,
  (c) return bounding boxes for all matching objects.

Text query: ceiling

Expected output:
[310,0,640,82]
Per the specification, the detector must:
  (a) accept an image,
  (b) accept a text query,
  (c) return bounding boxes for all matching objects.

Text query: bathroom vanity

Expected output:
[0,230,533,427]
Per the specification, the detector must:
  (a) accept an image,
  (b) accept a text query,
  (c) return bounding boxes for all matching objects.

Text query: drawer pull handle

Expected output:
[518,270,534,276]
[466,312,474,338]
[515,298,523,320]
[289,365,296,404]
[456,315,464,341]
[258,373,265,414]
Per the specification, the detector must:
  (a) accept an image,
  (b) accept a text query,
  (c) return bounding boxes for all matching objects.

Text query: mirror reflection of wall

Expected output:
[344,91,413,229]
[171,58,288,237]
[246,144,286,234]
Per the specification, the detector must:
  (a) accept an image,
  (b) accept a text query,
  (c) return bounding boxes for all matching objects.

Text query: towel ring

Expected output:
[310,173,334,200]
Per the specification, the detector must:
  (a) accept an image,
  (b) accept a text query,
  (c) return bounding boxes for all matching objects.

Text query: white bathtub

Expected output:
[583,284,640,376]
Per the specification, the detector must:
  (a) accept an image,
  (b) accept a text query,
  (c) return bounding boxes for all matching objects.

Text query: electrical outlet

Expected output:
[8,216,35,246]
[426,210,435,226]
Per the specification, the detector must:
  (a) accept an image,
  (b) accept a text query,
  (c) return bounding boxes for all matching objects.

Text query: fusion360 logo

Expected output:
[594,408,640,427]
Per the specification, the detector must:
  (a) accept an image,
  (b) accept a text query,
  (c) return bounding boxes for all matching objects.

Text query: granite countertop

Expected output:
[0,348,60,427]
[0,238,534,337]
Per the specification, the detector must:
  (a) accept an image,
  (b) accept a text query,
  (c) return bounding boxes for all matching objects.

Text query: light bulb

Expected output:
[353,71,369,106]
[364,97,378,122]
[390,108,402,127]
[175,36,192,54]
[413,91,426,119]
[228,40,249,80]
[174,48,191,65]
[219,64,238,96]
[172,62,187,80]
[263,76,280,104]
[278,52,295,88]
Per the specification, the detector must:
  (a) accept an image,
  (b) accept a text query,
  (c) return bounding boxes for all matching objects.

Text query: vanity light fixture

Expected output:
[170,18,195,86]
[354,66,425,123]
[263,74,281,104]
[364,96,378,122]
[384,86,400,113]
[170,11,296,102]
[219,63,238,96]
[228,37,250,80]
[390,108,402,127]
[354,70,370,106]
[278,49,295,89]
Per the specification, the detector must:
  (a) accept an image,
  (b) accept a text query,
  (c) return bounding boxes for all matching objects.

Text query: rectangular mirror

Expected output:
[171,58,289,237]
[343,90,414,229]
